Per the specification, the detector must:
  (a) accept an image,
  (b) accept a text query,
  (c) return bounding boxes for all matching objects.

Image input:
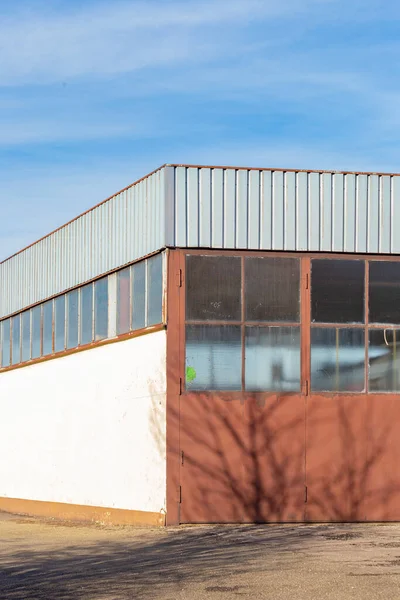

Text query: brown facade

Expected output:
[166,249,400,524]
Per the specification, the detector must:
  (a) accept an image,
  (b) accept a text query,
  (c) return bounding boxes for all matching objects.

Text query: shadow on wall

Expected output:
[0,521,336,600]
[163,378,400,523]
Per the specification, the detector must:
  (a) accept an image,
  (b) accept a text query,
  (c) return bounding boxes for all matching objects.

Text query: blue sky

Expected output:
[1,0,400,259]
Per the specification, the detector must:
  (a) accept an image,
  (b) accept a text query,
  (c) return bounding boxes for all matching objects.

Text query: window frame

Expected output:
[180,249,400,397]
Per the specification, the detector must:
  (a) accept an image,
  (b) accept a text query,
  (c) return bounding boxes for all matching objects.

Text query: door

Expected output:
[173,250,307,524]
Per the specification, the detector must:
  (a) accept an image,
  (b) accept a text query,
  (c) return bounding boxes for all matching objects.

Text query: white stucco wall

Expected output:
[0,330,167,514]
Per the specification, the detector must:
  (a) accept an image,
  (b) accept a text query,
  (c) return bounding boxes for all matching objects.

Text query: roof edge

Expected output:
[166,163,400,177]
[0,164,168,267]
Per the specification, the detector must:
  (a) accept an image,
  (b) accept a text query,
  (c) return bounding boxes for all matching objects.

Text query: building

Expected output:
[1,163,400,525]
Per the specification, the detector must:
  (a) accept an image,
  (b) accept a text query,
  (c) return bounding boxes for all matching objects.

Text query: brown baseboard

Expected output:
[0,496,166,527]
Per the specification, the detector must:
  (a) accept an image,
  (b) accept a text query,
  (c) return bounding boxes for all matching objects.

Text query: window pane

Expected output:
[43,301,53,355]
[94,278,108,341]
[55,296,65,353]
[1,319,10,367]
[67,290,79,349]
[80,284,93,345]
[117,268,131,334]
[311,328,365,392]
[186,255,241,321]
[132,261,146,330]
[147,254,163,326]
[11,314,21,365]
[311,259,365,323]
[21,311,31,362]
[369,262,400,324]
[31,306,41,359]
[245,326,300,391]
[245,257,300,322]
[369,329,400,392]
[185,325,242,390]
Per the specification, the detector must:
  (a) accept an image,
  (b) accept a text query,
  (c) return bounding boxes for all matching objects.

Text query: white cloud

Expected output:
[0,0,334,85]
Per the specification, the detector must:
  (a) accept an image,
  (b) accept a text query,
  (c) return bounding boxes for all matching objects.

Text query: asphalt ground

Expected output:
[1,512,400,599]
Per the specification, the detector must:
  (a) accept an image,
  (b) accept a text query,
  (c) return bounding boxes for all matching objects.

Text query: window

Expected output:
[311,259,364,324]
[132,261,146,330]
[21,311,31,362]
[11,315,21,365]
[147,254,163,326]
[43,301,53,355]
[369,329,400,392]
[311,328,365,392]
[80,284,93,345]
[245,326,300,392]
[1,319,10,367]
[245,257,300,322]
[54,296,66,353]
[94,278,108,341]
[67,290,79,349]
[31,306,41,359]
[186,325,242,391]
[117,268,131,335]
[369,262,400,324]
[186,255,241,321]
[185,255,301,391]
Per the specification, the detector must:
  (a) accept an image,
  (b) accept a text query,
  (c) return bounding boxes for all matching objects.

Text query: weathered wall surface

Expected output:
[0,330,166,515]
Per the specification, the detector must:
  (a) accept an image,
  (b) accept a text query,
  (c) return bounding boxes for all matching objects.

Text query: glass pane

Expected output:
[94,278,108,341]
[55,296,65,353]
[80,284,93,345]
[311,259,365,324]
[245,257,300,322]
[21,311,31,362]
[147,254,163,326]
[132,261,146,330]
[31,306,41,359]
[11,314,21,365]
[67,290,79,349]
[185,325,242,390]
[43,301,53,355]
[369,329,400,392]
[311,328,365,392]
[1,319,10,367]
[186,255,241,321]
[369,262,400,324]
[117,268,131,334]
[245,326,300,391]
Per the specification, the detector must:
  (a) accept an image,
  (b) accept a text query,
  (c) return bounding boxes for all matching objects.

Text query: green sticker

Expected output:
[186,366,197,383]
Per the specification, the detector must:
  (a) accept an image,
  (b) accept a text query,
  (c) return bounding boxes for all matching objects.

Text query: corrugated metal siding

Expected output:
[0,168,166,319]
[167,166,400,255]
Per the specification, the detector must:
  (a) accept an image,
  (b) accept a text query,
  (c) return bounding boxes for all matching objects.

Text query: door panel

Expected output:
[180,393,306,523]
[306,395,400,521]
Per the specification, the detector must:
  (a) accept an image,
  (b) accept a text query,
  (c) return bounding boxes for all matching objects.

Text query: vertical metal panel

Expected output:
[367,175,379,253]
[175,167,187,247]
[391,177,400,253]
[224,169,236,248]
[272,171,284,250]
[236,170,248,249]
[248,170,260,249]
[260,171,272,249]
[284,172,296,250]
[187,168,199,247]
[199,168,211,247]
[308,173,320,252]
[332,173,344,252]
[355,175,368,253]
[380,176,391,254]
[296,172,308,251]
[344,174,356,253]
[211,169,224,248]
[320,173,332,251]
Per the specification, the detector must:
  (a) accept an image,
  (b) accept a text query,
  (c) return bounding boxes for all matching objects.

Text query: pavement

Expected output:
[1,512,400,599]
